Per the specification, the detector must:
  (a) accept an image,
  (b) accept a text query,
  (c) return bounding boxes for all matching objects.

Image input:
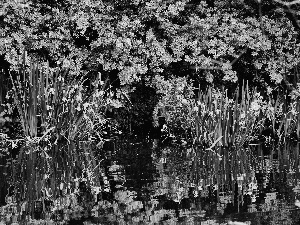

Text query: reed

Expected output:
[193,81,262,150]
[190,81,300,190]
[5,51,109,218]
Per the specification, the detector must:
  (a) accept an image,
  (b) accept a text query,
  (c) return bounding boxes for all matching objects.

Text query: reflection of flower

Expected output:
[114,190,136,204]
[240,113,245,119]
[125,201,144,214]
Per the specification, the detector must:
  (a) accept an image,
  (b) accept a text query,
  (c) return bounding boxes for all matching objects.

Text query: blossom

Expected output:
[250,101,260,111]
[115,39,123,49]
[62,59,71,68]
[76,94,82,102]
[83,102,89,110]
[75,105,81,111]
[267,86,273,95]
[182,99,188,105]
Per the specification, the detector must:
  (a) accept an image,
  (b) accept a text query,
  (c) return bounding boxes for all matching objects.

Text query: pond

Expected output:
[1,139,300,225]
[83,139,300,224]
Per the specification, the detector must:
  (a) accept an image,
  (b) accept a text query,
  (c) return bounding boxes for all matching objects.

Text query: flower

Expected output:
[83,102,89,110]
[267,86,273,95]
[76,94,82,102]
[182,99,188,105]
[75,105,81,111]
[250,101,260,111]
[62,59,71,68]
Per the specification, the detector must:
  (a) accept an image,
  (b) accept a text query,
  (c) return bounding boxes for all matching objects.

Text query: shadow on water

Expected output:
[73,136,299,224]
[2,138,300,224]
[111,138,300,224]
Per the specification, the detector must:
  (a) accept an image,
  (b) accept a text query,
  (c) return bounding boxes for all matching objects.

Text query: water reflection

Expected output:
[113,141,300,224]
[2,140,300,224]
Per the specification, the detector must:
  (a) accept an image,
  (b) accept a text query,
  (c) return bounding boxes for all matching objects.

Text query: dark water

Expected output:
[1,140,300,224]
[107,140,300,225]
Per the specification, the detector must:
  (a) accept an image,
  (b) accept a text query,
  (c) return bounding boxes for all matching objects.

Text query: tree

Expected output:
[1,0,299,91]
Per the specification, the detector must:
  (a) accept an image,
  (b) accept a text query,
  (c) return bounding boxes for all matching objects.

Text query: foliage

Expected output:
[0,0,299,91]
[2,1,300,224]
[0,54,125,218]
[153,76,300,150]
[152,75,196,141]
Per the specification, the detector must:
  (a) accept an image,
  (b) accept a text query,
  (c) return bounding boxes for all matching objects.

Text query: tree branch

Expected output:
[190,65,223,70]
[189,48,248,71]
[230,48,248,66]
[273,0,300,6]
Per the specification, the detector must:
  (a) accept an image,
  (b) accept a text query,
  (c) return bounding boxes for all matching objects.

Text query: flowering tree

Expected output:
[1,0,300,221]
[0,0,299,90]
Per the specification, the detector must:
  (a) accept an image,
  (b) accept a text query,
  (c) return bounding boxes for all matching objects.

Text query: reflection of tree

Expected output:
[253,208,293,225]
[152,148,189,200]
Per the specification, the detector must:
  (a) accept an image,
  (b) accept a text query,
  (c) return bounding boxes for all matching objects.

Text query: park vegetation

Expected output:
[1,0,300,224]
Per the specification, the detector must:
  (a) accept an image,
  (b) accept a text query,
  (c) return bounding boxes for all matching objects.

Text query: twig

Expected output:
[206,136,223,150]
[191,48,248,71]
[230,48,248,66]
[273,0,300,6]
[282,7,300,16]
[258,0,265,37]
[205,136,223,158]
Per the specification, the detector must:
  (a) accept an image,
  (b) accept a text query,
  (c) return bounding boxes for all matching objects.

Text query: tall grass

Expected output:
[194,81,261,150]
[189,81,300,192]
[4,51,109,219]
